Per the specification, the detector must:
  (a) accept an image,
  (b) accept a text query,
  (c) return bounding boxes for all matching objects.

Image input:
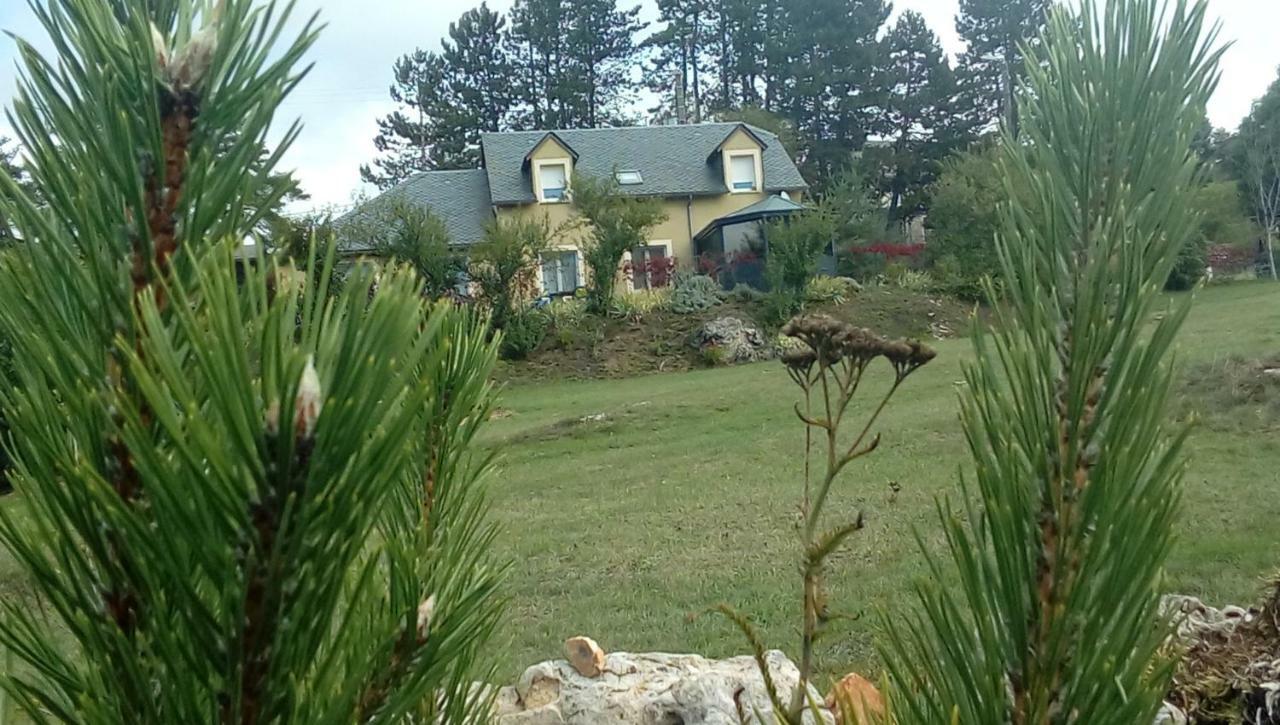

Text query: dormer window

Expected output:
[615,170,643,186]
[727,152,759,192]
[538,161,569,202]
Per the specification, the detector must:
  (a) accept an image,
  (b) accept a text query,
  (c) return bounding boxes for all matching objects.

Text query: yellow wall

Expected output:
[495,193,805,266]
[496,126,800,291]
[720,126,762,152]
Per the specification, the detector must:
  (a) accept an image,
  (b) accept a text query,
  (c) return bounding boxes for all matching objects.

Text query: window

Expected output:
[631,244,671,290]
[615,169,643,186]
[728,153,758,192]
[541,250,579,295]
[539,162,568,202]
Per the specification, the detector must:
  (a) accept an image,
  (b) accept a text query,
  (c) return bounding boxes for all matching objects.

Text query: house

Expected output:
[346,122,809,295]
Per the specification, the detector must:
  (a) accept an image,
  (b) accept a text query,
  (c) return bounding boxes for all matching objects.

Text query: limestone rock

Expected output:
[1154,701,1187,725]
[496,649,832,725]
[691,316,774,364]
[1160,593,1256,641]
[564,636,605,678]
[826,672,884,723]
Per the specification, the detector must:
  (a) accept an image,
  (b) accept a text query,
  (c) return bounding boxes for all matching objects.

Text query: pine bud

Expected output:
[171,24,218,89]
[294,356,322,440]
[150,23,169,70]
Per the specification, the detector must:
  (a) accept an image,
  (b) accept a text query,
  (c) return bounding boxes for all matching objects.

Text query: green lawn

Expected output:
[0,282,1277,688]
[483,281,1280,681]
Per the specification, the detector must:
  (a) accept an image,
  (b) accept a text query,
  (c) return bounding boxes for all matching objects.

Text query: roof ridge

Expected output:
[480,121,747,136]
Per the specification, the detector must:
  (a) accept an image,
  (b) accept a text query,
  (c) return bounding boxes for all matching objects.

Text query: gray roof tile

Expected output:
[481,122,808,205]
[340,169,494,250]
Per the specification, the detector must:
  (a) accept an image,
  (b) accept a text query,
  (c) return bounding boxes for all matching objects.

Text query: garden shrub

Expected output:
[541,296,588,330]
[1166,235,1208,291]
[500,308,548,360]
[610,288,673,321]
[570,174,668,315]
[471,217,550,330]
[699,344,727,367]
[763,204,837,311]
[922,147,1005,290]
[670,272,724,313]
[804,276,852,305]
[727,283,765,303]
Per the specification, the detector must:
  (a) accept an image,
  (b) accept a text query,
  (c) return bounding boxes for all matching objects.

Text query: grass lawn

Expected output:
[0,282,1277,689]
[483,281,1280,683]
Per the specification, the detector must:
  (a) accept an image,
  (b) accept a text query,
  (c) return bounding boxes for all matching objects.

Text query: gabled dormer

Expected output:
[524,132,578,203]
[710,124,767,194]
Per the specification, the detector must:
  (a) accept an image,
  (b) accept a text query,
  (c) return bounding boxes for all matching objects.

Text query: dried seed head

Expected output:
[781,347,817,372]
[294,356,322,440]
[884,338,937,378]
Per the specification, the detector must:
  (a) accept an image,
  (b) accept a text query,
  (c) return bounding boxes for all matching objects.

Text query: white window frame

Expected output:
[539,247,581,296]
[615,169,644,186]
[533,157,573,203]
[725,150,762,194]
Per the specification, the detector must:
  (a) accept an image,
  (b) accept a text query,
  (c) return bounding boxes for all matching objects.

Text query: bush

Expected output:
[923,147,1005,286]
[726,283,766,303]
[470,217,549,331]
[699,344,727,367]
[500,308,547,360]
[1166,236,1208,291]
[932,253,990,301]
[609,288,672,321]
[891,268,935,292]
[763,204,837,309]
[804,276,853,305]
[571,174,668,315]
[670,273,723,313]
[541,296,587,330]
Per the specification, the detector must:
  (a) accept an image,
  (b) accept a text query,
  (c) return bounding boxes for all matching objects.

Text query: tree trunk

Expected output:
[1268,227,1277,281]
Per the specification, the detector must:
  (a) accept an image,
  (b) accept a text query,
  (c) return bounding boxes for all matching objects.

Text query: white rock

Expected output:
[497,650,832,725]
[1154,701,1187,725]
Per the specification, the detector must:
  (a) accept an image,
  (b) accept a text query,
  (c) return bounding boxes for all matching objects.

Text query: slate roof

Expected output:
[480,123,808,205]
[339,169,494,250]
[693,194,807,240]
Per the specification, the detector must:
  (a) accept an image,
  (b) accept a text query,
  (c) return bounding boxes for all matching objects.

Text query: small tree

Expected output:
[470,215,550,330]
[881,2,1224,723]
[1240,122,1280,279]
[570,174,668,315]
[0,1,504,721]
[763,204,836,316]
[363,199,466,299]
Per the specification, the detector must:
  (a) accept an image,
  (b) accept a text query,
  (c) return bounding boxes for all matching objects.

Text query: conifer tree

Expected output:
[868,11,960,223]
[563,0,646,127]
[955,0,1053,135]
[0,1,505,721]
[882,1,1224,722]
[362,3,517,187]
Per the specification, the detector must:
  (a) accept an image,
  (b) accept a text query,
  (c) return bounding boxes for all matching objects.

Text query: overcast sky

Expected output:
[0,0,1275,212]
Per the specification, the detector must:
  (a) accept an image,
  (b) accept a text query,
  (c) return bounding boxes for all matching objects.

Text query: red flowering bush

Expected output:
[623,255,678,288]
[1206,244,1255,275]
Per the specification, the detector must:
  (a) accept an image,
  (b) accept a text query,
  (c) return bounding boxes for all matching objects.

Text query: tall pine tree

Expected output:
[564,0,646,127]
[362,50,450,188]
[869,11,963,223]
[362,3,517,188]
[508,0,572,129]
[645,0,715,123]
[778,0,891,185]
[955,0,1052,135]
